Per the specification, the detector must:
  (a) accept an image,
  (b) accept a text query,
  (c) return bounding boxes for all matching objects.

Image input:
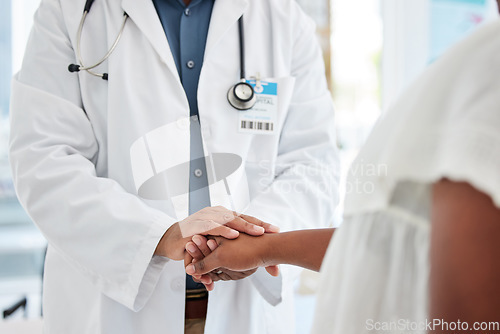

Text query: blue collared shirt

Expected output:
[152,0,215,212]
[152,0,214,118]
[152,0,215,290]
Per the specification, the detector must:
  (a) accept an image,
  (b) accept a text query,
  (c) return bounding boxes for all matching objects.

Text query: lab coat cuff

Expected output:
[127,213,176,312]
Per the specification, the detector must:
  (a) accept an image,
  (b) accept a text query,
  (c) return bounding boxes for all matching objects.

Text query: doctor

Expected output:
[9,0,339,333]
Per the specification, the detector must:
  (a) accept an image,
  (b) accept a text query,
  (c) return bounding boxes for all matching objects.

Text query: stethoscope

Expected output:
[68,0,257,110]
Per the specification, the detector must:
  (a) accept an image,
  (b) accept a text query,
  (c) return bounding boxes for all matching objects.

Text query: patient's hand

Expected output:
[185,228,335,281]
[185,235,259,290]
[184,233,280,290]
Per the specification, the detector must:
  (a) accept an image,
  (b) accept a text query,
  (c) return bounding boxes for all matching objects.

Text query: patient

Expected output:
[185,11,500,334]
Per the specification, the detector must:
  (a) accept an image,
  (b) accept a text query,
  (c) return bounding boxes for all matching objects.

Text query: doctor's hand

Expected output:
[154,207,279,261]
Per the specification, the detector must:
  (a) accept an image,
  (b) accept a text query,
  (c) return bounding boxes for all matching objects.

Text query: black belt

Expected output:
[186,288,208,300]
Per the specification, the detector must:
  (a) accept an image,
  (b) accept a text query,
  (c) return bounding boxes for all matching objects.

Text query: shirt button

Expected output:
[186,60,195,69]
[194,169,203,178]
[184,8,191,16]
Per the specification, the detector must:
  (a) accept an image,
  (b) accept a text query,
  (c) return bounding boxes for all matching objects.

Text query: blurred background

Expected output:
[0,0,498,331]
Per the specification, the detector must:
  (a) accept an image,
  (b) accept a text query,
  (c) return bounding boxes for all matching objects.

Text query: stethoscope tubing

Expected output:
[71,0,255,110]
[73,6,128,79]
[238,17,246,80]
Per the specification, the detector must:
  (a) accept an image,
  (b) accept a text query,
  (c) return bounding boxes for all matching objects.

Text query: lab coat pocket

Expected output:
[245,76,296,164]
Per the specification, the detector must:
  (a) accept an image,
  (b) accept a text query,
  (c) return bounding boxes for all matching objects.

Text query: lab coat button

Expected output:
[194,169,203,178]
[187,60,195,69]
[184,8,191,16]
[171,277,184,291]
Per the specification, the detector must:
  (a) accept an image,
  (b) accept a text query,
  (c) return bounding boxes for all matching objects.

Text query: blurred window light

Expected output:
[381,0,498,113]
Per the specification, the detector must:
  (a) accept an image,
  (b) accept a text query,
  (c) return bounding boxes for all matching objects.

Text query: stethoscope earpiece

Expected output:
[227,81,256,110]
[68,64,81,73]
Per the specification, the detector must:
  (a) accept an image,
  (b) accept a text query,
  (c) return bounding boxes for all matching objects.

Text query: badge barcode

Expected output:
[241,120,274,131]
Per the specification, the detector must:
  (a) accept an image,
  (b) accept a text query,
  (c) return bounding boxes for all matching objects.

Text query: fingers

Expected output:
[185,241,214,286]
[212,268,258,281]
[184,248,194,269]
[265,265,280,277]
[179,207,279,240]
[186,254,218,275]
[178,206,239,239]
[225,216,265,236]
[185,242,204,261]
[188,238,226,281]
[185,238,219,288]
[205,224,239,239]
[194,272,221,284]
[192,235,212,257]
[194,271,217,290]
[195,274,213,285]
[236,213,280,233]
[208,269,233,281]
[207,239,218,251]
[216,271,232,281]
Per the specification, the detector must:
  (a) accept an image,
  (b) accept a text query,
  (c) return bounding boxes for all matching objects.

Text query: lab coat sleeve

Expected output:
[9,0,175,312]
[244,8,340,303]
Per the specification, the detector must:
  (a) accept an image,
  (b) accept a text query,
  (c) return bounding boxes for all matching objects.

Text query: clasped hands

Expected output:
[183,232,281,291]
[154,206,280,291]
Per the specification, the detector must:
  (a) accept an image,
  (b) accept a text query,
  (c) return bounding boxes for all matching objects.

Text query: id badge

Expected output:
[238,80,278,135]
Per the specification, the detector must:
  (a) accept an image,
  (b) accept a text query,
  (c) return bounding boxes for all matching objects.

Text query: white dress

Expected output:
[312,19,500,334]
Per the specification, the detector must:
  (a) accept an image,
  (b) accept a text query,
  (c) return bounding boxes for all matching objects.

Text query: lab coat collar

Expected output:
[205,0,249,56]
[121,0,180,83]
[121,0,248,77]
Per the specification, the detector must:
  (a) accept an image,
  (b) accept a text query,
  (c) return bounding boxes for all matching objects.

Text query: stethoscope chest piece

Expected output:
[227,81,256,110]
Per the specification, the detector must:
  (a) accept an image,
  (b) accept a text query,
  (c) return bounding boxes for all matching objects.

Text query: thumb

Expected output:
[185,253,219,275]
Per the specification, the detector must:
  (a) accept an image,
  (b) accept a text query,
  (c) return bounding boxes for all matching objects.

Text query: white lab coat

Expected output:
[9,0,339,333]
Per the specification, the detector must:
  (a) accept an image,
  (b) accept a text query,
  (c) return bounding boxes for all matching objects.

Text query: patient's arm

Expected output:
[185,228,334,276]
[430,179,500,332]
